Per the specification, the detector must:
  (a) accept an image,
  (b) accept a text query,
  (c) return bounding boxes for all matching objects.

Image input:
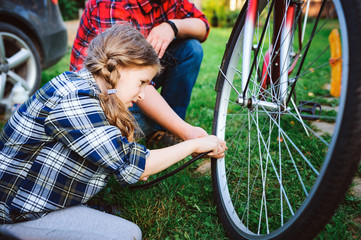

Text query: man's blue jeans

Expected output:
[130,38,204,136]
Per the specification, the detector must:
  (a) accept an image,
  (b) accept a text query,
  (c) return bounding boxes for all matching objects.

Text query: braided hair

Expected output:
[84,23,161,141]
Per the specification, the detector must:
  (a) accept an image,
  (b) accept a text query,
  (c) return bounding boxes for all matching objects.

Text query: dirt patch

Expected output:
[351,177,361,198]
[64,20,80,46]
[195,159,211,174]
[312,121,335,135]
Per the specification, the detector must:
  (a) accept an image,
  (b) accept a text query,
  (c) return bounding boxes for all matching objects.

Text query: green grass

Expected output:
[40,46,72,87]
[31,27,361,239]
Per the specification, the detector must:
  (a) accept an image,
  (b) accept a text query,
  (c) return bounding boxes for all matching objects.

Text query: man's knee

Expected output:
[170,39,203,65]
[184,39,204,65]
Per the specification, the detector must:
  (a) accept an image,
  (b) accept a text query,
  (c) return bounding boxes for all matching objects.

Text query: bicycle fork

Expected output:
[238,0,297,111]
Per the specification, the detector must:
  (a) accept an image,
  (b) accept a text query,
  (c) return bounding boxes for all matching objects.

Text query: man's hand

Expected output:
[146,22,176,58]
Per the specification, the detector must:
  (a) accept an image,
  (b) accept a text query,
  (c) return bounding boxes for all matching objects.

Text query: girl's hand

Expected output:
[193,135,227,159]
[140,176,149,181]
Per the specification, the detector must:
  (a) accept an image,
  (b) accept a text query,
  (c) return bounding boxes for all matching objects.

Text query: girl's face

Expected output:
[116,66,158,108]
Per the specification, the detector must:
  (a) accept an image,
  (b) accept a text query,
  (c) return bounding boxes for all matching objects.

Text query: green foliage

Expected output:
[58,0,85,21]
[202,0,241,28]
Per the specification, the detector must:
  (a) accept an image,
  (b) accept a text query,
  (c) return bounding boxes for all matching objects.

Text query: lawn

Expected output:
[26,27,361,239]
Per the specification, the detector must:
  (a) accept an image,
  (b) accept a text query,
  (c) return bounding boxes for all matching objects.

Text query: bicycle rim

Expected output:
[212,0,361,239]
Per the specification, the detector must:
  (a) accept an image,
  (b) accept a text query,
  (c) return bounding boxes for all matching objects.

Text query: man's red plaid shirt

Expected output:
[70,0,210,71]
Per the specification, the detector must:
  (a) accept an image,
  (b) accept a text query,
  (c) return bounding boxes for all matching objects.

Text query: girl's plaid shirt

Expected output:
[0,69,148,223]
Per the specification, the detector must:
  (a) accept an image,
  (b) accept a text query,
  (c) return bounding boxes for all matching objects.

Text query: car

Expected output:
[0,0,67,110]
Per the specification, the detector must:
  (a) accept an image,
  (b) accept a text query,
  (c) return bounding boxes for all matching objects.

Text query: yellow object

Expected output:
[328,29,342,97]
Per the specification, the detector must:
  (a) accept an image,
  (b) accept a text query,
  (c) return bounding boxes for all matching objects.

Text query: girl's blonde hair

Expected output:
[84,23,161,142]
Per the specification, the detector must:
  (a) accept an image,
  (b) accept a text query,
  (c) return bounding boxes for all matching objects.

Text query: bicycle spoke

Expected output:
[218,66,242,96]
[248,109,295,216]
[260,105,320,175]
[282,131,309,196]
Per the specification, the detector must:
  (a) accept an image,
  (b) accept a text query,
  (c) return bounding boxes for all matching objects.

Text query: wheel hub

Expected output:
[236,95,288,112]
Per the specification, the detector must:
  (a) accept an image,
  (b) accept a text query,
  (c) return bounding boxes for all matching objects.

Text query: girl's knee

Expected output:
[130,224,142,240]
[111,216,142,240]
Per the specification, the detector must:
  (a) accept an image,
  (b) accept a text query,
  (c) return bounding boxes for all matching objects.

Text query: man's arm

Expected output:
[171,18,207,42]
[146,18,206,58]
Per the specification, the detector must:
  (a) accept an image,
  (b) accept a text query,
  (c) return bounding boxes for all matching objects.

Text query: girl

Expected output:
[0,24,226,239]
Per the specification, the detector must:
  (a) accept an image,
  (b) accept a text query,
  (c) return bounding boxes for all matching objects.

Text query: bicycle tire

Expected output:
[211,1,361,239]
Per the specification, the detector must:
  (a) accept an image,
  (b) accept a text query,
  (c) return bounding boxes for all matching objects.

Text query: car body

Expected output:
[0,0,67,107]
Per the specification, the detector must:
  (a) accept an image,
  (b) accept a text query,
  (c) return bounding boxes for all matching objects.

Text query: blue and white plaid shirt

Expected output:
[0,69,148,223]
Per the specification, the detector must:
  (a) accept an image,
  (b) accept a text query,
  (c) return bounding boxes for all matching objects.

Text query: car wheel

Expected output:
[0,22,41,105]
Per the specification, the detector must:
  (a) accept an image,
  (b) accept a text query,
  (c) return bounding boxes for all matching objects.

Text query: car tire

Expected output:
[0,22,41,105]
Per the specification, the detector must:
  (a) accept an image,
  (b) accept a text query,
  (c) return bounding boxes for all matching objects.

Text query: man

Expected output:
[70,0,210,146]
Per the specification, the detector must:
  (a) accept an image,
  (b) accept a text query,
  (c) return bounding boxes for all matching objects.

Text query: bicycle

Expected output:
[211,0,361,239]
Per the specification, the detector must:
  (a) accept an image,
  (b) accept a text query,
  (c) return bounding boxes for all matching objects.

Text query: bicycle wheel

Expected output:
[212,1,361,239]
